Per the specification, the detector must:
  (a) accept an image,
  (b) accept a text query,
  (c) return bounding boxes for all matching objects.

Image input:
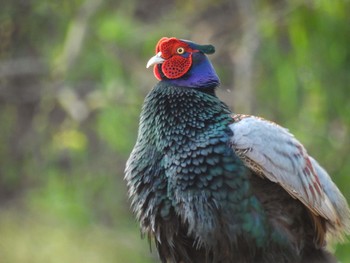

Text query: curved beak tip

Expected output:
[146,52,165,68]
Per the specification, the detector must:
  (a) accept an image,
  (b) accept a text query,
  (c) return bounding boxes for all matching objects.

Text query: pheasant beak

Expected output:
[146,52,165,68]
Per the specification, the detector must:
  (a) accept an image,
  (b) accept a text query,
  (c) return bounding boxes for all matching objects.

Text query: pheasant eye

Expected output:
[176,47,185,54]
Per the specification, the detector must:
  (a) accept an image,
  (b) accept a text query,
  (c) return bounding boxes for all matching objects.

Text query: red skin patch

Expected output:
[153,37,197,80]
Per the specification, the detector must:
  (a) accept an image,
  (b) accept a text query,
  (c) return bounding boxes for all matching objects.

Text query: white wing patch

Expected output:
[229,114,350,238]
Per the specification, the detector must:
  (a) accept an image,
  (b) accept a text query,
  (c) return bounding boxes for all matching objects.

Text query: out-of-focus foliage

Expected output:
[0,0,349,262]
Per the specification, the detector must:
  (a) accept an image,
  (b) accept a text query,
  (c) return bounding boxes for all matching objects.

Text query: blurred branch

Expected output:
[54,0,103,76]
[229,1,305,114]
[51,0,103,123]
[0,57,46,78]
[230,0,260,114]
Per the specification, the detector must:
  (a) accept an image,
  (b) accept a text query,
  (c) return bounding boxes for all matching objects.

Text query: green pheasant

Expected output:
[125,37,350,263]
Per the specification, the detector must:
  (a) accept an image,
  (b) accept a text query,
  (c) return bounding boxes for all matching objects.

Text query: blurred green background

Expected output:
[0,0,349,262]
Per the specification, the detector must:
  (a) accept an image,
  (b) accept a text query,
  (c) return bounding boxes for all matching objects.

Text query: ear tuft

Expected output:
[180,39,216,55]
[200,44,215,55]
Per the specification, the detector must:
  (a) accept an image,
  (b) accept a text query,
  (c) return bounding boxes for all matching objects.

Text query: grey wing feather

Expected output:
[229,114,350,240]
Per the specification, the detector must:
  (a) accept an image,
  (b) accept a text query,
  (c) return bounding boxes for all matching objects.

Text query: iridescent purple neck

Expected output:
[161,52,220,89]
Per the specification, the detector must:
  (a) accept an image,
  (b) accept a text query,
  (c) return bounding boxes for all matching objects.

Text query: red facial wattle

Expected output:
[159,55,193,79]
[153,37,195,80]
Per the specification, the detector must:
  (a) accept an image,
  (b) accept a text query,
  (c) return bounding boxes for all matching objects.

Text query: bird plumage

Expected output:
[125,37,350,263]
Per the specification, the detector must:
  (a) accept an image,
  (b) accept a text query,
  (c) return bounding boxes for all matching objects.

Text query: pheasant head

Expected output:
[146,37,220,89]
